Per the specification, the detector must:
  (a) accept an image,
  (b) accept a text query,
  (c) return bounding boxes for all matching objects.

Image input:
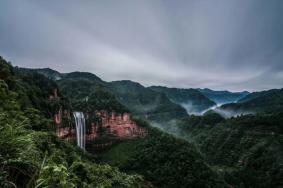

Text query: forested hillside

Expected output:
[150,86,215,114]
[218,88,283,115]
[0,57,148,187]
[98,119,226,188]
[34,69,188,123]
[175,113,283,188]
[107,81,188,121]
[198,88,249,104]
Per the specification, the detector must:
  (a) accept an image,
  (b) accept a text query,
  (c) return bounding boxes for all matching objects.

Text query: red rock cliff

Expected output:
[55,110,147,141]
[86,111,147,140]
[50,89,147,142]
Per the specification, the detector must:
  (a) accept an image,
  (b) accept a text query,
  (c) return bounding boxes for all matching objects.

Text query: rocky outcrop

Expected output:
[56,126,76,140]
[50,88,63,125]
[50,89,146,146]
[55,110,146,142]
[87,111,147,140]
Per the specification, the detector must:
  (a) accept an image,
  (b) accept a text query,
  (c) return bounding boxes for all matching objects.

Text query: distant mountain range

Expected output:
[31,68,188,122]
[216,88,283,117]
[31,68,218,116]
[29,68,283,119]
[198,88,249,104]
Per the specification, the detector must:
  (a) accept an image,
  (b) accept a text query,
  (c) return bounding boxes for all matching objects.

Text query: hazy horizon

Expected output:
[1,0,283,92]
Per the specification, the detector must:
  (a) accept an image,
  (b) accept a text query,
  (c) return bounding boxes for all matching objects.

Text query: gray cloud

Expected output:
[0,0,282,91]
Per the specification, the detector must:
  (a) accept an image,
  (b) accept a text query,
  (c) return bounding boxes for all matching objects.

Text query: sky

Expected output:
[0,0,283,91]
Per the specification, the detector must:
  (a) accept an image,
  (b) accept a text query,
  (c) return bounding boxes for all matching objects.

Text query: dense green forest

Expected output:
[219,88,283,114]
[98,119,226,188]
[174,113,283,187]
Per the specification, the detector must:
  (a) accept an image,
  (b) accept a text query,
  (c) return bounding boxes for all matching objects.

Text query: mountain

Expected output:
[33,69,188,123]
[150,86,216,114]
[56,72,106,101]
[107,81,188,121]
[217,88,283,116]
[63,71,103,82]
[32,68,63,80]
[238,89,281,103]
[33,68,104,82]
[198,88,249,104]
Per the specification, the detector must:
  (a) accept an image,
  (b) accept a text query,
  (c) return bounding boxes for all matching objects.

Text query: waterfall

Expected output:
[73,112,86,150]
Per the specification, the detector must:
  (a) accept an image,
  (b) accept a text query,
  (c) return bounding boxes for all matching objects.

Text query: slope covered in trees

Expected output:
[218,88,283,115]
[34,69,188,123]
[107,81,188,121]
[198,88,249,104]
[176,113,283,188]
[0,57,148,187]
[98,119,226,188]
[150,86,216,114]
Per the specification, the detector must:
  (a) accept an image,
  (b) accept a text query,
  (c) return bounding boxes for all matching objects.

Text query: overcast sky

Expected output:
[0,0,283,91]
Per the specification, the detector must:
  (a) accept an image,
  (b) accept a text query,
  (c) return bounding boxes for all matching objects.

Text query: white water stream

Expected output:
[73,112,86,150]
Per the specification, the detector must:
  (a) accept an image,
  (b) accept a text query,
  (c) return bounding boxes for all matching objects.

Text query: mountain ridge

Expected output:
[198,88,249,104]
[149,86,216,114]
[217,88,283,116]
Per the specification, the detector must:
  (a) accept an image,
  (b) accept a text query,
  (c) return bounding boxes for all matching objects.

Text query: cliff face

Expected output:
[56,111,146,141]
[50,88,66,125]
[50,88,146,145]
[87,111,147,140]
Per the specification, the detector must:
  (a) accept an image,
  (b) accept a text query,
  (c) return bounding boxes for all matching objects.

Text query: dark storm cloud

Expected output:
[0,0,282,91]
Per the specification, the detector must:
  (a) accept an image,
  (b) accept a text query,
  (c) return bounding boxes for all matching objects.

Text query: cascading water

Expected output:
[73,112,86,150]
